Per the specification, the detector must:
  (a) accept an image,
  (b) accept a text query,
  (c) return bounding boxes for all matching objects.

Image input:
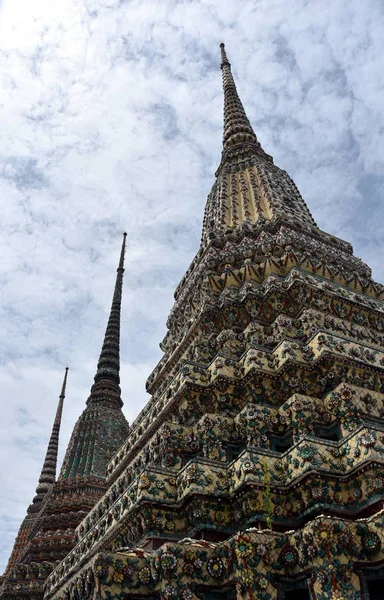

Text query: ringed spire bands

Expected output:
[220,43,264,154]
[31,367,69,507]
[88,232,127,408]
[59,234,129,480]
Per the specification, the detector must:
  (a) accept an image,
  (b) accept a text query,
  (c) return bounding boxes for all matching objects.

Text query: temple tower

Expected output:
[0,235,130,600]
[6,44,384,600]
[3,368,69,575]
[46,44,384,600]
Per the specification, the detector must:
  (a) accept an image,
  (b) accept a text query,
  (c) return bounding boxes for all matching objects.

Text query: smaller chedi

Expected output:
[3,44,384,600]
[0,234,129,599]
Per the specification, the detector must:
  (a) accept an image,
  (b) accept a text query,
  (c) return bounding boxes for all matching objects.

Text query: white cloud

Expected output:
[0,0,383,572]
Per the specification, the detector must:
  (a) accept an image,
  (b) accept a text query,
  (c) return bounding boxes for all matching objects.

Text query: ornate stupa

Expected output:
[3,367,69,575]
[4,44,384,600]
[0,235,130,600]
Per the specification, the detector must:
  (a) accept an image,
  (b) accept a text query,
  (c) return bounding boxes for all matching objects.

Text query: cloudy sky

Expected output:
[0,0,383,573]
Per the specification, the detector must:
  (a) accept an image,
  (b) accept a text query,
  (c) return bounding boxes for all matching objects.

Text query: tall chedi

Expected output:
[0,235,129,600]
[40,44,384,600]
[2,367,69,575]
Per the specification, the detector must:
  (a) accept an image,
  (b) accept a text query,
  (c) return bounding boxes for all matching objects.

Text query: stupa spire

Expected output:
[87,232,127,407]
[30,367,68,508]
[219,42,264,154]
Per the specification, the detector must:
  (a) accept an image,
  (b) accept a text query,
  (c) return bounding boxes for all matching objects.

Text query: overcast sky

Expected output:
[0,0,383,573]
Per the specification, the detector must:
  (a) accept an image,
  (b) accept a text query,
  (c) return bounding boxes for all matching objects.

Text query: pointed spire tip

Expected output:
[219,42,230,69]
[59,366,69,399]
[118,232,127,271]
